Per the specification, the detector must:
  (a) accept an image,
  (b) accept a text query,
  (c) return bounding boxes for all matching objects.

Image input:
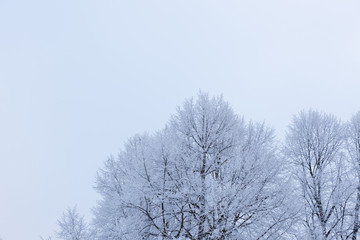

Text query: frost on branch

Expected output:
[285,110,354,239]
[92,93,294,239]
[52,94,360,239]
[57,206,89,240]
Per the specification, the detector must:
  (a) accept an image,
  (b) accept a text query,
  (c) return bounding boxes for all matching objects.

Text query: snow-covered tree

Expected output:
[57,206,89,240]
[346,111,360,240]
[93,93,294,239]
[40,237,52,240]
[285,110,352,239]
[49,94,360,239]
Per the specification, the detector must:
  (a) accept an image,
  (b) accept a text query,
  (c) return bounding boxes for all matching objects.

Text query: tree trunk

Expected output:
[198,153,207,240]
[352,185,360,240]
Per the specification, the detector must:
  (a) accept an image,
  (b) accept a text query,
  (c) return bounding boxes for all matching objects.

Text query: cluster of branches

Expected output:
[49,93,360,240]
[284,110,360,240]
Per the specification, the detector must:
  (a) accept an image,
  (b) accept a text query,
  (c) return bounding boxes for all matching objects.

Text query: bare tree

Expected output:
[40,237,52,240]
[93,93,294,239]
[285,110,350,239]
[346,111,360,240]
[57,206,88,240]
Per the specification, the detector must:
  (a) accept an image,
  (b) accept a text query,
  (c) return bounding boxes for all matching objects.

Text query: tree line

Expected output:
[46,93,360,240]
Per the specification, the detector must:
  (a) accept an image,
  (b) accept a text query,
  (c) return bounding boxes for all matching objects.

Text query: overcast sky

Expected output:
[0,0,359,239]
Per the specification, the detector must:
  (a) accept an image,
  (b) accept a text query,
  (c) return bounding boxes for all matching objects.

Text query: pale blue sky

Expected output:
[0,1,359,239]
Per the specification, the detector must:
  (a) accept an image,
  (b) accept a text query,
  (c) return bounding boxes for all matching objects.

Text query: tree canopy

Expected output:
[52,93,360,240]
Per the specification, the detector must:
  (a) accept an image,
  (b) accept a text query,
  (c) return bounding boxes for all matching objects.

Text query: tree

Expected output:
[40,237,52,240]
[346,111,360,240]
[93,93,294,239]
[285,110,351,239]
[57,206,89,240]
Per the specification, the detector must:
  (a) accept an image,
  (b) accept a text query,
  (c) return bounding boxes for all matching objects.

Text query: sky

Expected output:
[0,0,359,239]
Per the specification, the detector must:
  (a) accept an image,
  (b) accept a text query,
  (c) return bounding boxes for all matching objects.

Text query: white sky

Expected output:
[0,0,359,239]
